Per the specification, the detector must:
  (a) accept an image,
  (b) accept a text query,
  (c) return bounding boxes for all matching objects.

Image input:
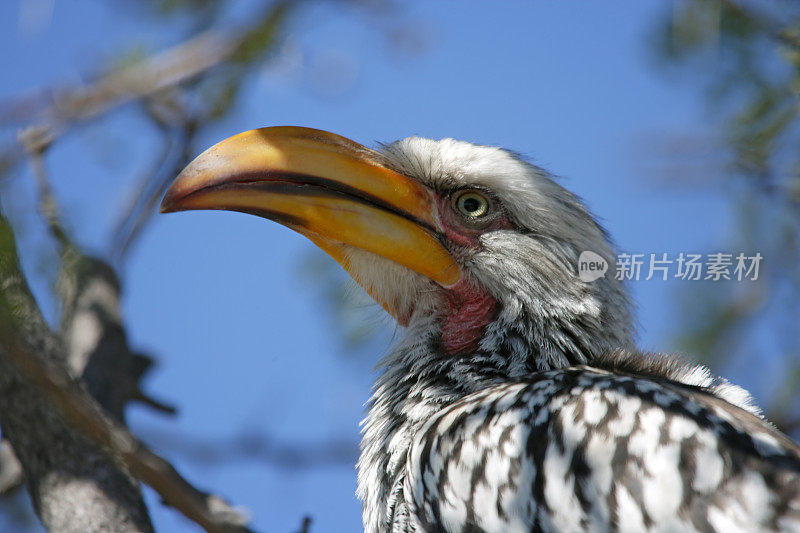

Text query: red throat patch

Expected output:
[440,277,498,356]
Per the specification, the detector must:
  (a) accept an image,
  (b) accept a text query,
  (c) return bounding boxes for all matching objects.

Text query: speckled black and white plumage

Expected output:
[400,356,800,532]
[348,137,800,532]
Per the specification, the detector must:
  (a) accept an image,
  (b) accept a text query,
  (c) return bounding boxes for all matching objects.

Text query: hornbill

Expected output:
[161,127,800,532]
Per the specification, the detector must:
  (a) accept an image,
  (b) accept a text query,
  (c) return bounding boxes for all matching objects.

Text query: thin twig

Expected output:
[17,126,69,247]
[295,516,312,533]
[110,115,198,262]
[136,426,358,469]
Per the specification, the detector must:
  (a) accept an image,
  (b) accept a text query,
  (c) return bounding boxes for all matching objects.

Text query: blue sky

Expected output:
[1,1,750,531]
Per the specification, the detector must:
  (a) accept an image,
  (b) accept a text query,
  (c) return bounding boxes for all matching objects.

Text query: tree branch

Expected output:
[1,28,232,132]
[295,516,312,533]
[137,426,358,469]
[0,213,252,532]
[0,212,155,533]
[109,109,197,263]
[18,126,68,247]
[1,1,295,141]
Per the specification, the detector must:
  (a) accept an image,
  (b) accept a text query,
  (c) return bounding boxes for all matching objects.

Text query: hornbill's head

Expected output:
[162,127,633,367]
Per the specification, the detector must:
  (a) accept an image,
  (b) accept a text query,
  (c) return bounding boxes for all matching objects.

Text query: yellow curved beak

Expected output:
[161,126,460,317]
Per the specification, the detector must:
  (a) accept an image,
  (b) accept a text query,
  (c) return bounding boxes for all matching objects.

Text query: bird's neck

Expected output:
[357,296,619,529]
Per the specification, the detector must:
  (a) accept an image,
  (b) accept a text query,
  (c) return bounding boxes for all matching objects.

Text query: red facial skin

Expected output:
[434,194,512,356]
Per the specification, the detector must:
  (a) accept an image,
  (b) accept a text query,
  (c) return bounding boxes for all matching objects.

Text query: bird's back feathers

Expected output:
[395,357,800,532]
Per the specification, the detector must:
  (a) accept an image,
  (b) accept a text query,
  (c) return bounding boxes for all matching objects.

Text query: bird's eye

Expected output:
[452,190,490,219]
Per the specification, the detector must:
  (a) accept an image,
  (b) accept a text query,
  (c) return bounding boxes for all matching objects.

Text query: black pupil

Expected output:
[462,197,481,213]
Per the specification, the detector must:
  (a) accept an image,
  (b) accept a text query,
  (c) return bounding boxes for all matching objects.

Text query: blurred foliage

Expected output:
[654,0,800,436]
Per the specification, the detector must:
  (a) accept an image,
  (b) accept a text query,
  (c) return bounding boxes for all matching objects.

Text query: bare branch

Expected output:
[1,0,295,140]
[295,516,312,533]
[17,126,68,247]
[57,249,178,420]
[0,214,154,532]
[1,29,232,132]
[0,332,251,532]
[0,213,251,533]
[138,426,358,469]
[109,114,197,262]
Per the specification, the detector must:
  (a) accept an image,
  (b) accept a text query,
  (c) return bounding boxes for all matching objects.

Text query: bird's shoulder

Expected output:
[404,356,800,532]
[413,360,800,463]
